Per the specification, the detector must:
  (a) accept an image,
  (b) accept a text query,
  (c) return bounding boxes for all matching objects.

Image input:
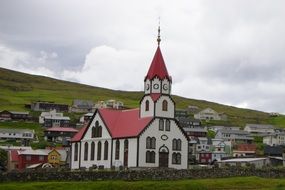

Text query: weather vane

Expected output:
[157,17,161,46]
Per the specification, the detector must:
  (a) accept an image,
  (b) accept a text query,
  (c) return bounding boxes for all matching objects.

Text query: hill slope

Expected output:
[0,67,284,127]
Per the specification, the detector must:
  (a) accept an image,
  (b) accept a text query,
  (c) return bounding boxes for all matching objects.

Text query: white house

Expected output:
[0,128,35,140]
[70,36,189,170]
[39,109,63,124]
[244,124,275,135]
[194,108,226,121]
[263,133,285,146]
[215,129,253,144]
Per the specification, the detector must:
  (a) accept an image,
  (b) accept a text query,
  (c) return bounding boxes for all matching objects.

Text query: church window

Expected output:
[173,139,182,151]
[165,120,170,131]
[159,119,164,131]
[74,143,78,161]
[146,151,155,163]
[104,141,109,160]
[151,137,156,149]
[162,100,168,111]
[84,142,88,161]
[145,100,149,111]
[172,153,181,164]
[115,140,120,160]
[146,137,151,149]
[97,141,101,160]
[90,141,95,161]
[91,127,96,138]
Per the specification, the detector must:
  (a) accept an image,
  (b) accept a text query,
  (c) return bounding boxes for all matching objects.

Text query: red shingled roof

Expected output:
[45,127,78,133]
[71,108,153,142]
[145,46,171,81]
[236,144,257,152]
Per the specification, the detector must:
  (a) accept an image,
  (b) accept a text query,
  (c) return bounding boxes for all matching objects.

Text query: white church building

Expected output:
[70,31,189,169]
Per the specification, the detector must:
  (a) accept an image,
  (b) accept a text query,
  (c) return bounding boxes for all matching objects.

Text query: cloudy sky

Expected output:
[0,0,285,113]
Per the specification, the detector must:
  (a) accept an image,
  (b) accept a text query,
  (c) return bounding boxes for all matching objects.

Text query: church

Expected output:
[70,29,189,169]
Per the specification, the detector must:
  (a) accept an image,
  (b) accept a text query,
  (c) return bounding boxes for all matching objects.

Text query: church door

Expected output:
[159,146,169,168]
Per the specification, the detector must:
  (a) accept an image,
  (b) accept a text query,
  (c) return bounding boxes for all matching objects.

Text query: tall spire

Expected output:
[157,18,161,46]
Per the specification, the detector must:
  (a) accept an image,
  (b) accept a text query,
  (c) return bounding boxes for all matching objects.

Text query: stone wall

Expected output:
[1,167,285,182]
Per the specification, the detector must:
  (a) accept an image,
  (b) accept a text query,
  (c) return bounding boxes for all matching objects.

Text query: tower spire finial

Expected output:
[157,17,161,46]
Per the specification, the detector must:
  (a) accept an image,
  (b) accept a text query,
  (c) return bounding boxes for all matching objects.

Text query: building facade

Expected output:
[70,36,189,169]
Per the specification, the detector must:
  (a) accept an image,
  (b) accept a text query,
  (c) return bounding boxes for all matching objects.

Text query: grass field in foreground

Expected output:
[1,177,285,190]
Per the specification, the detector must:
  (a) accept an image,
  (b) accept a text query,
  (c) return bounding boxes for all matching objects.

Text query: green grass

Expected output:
[0,67,284,128]
[1,177,285,190]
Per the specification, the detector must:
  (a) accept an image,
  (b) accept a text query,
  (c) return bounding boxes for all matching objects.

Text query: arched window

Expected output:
[162,100,168,111]
[172,139,177,151]
[172,153,181,164]
[98,126,102,137]
[159,119,164,131]
[145,100,149,111]
[177,139,182,151]
[90,141,95,161]
[165,120,170,131]
[146,137,151,149]
[146,151,156,163]
[84,142,88,161]
[115,140,120,160]
[97,141,101,160]
[151,137,156,149]
[95,121,99,127]
[74,143,78,161]
[104,141,108,160]
[91,127,96,138]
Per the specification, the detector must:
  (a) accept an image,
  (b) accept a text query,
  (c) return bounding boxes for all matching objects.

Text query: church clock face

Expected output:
[163,84,168,90]
[153,84,159,89]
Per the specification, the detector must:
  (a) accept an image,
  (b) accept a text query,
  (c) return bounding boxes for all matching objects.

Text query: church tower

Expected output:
[140,27,175,118]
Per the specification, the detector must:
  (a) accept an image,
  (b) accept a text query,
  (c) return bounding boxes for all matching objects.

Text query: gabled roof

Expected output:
[71,108,153,141]
[99,108,153,138]
[145,46,171,81]
[18,149,48,156]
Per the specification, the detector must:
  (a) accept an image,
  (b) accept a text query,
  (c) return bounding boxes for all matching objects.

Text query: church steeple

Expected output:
[140,26,175,119]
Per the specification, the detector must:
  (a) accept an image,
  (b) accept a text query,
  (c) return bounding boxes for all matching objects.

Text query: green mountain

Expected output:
[0,67,284,128]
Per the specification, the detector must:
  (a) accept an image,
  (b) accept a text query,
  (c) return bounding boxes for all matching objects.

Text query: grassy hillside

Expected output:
[0,67,284,128]
[1,177,285,190]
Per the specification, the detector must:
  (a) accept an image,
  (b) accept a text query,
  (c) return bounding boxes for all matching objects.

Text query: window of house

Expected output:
[172,139,181,151]
[104,141,108,160]
[162,100,168,111]
[151,137,156,149]
[145,100,149,111]
[90,141,95,161]
[74,143,78,161]
[165,120,170,131]
[91,127,96,138]
[97,141,101,160]
[115,140,120,160]
[84,142,88,161]
[172,153,181,164]
[159,119,164,131]
[146,137,151,149]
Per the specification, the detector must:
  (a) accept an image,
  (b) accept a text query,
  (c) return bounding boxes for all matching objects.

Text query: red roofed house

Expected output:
[70,32,189,169]
[233,144,257,157]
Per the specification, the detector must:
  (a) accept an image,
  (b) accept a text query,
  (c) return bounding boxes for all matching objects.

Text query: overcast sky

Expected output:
[0,0,285,113]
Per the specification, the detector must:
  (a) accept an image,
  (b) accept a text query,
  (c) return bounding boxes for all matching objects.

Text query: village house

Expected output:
[31,101,69,112]
[244,124,275,135]
[211,139,232,161]
[187,105,199,114]
[70,35,189,170]
[0,128,34,143]
[39,109,63,124]
[194,108,227,121]
[196,137,212,164]
[44,127,78,144]
[14,149,48,170]
[177,117,201,128]
[215,129,253,144]
[70,99,94,113]
[93,100,124,110]
[232,144,257,157]
[175,109,189,118]
[79,112,94,126]
[47,148,68,167]
[263,132,285,146]
[0,110,30,121]
[208,126,240,133]
[43,115,70,128]
[183,127,207,138]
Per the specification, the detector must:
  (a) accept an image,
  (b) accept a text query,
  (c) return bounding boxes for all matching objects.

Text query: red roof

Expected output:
[71,108,153,141]
[150,93,161,102]
[45,127,78,133]
[10,150,19,162]
[236,144,257,151]
[145,46,171,81]
[71,126,87,142]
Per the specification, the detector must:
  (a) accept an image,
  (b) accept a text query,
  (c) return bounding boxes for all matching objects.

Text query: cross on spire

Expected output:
[157,18,161,46]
